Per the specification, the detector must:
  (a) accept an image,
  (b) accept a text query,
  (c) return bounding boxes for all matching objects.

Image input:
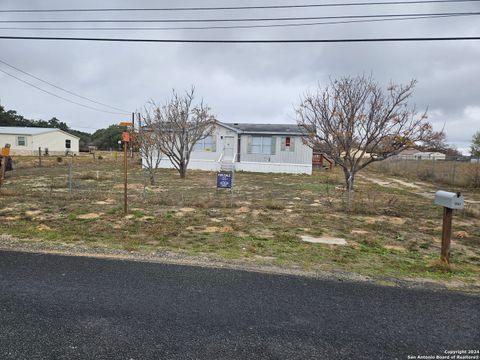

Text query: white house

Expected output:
[413,151,446,160]
[0,127,80,155]
[394,149,446,161]
[152,121,313,174]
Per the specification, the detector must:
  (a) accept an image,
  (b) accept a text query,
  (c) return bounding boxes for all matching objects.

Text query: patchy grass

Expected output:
[0,155,479,286]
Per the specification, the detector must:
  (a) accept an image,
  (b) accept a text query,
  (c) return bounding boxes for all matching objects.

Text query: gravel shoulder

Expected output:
[2,235,479,295]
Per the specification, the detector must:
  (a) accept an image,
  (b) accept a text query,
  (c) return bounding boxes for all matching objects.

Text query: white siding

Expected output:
[189,125,238,162]
[0,130,79,155]
[32,131,79,155]
[240,135,312,166]
[236,162,312,174]
[0,134,33,155]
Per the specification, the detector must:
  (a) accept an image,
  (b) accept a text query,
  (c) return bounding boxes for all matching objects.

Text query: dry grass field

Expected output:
[370,158,480,189]
[1,153,479,287]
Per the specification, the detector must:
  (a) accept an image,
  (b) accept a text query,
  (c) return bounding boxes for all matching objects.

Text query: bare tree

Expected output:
[296,75,442,199]
[147,88,216,179]
[136,113,163,186]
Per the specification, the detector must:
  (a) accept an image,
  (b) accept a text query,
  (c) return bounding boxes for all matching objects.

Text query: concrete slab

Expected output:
[301,235,347,246]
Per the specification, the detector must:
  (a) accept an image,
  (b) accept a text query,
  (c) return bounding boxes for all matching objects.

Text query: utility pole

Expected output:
[138,113,146,200]
[122,131,130,216]
[68,155,73,193]
[138,113,143,166]
[131,112,135,158]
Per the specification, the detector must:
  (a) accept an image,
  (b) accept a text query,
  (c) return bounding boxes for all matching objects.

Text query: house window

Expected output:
[251,136,272,154]
[17,136,27,146]
[194,135,215,152]
[65,139,71,149]
[281,136,295,152]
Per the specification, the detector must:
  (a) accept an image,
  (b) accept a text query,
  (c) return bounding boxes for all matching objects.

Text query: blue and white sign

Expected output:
[217,171,233,189]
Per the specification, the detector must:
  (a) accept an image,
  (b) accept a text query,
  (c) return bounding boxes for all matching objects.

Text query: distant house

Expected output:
[149,121,313,174]
[395,149,418,160]
[0,127,80,155]
[395,149,446,161]
[413,151,446,160]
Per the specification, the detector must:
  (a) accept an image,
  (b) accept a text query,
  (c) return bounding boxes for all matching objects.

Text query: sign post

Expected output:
[121,130,130,216]
[441,207,453,263]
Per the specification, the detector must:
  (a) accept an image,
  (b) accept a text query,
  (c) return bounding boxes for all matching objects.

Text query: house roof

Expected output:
[0,126,79,138]
[222,122,307,135]
[414,151,445,156]
[398,149,418,156]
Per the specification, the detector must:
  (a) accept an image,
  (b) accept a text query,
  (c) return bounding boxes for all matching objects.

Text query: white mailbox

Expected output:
[434,191,464,210]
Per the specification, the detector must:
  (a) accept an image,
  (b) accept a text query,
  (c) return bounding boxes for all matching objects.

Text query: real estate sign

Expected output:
[217,171,233,189]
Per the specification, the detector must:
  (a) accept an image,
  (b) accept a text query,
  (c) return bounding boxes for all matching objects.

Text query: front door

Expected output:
[223,136,235,159]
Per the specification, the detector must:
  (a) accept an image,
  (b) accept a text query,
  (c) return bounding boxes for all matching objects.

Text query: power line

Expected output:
[0,11,479,24]
[0,14,470,32]
[0,35,478,43]
[0,0,478,13]
[0,67,129,115]
[0,59,130,113]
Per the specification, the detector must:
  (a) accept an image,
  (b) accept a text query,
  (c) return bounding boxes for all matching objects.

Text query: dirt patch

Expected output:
[202,226,233,233]
[363,216,406,225]
[140,216,154,222]
[255,229,276,239]
[25,210,42,217]
[236,206,250,214]
[359,176,392,187]
[301,235,347,246]
[94,199,116,205]
[113,184,143,190]
[389,217,406,225]
[37,224,52,231]
[77,213,101,220]
[384,245,407,252]
[455,231,470,239]
[388,178,420,188]
[351,230,369,235]
[5,216,21,221]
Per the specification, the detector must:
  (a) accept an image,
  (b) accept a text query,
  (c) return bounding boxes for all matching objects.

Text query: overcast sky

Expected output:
[0,0,479,153]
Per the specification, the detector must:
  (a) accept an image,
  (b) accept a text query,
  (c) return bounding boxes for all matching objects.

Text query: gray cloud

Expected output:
[0,0,479,152]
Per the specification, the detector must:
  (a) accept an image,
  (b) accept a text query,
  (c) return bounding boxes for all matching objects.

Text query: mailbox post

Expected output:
[434,191,464,264]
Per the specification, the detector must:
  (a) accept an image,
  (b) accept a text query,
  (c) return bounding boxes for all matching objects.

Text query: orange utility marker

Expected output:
[121,119,134,158]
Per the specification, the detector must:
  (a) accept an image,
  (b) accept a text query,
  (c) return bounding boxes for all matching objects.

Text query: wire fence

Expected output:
[370,157,480,189]
[0,154,241,209]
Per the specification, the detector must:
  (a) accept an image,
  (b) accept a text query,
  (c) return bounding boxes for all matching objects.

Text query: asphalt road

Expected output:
[0,251,478,360]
